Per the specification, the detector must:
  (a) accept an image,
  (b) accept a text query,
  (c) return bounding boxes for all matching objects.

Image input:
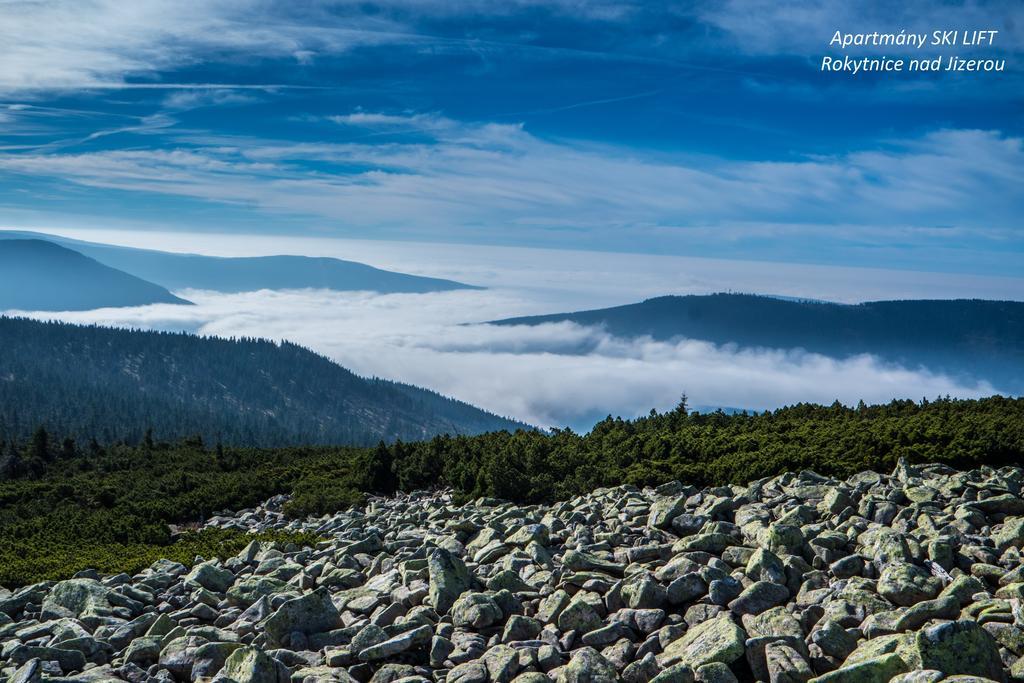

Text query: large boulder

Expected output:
[451,592,503,629]
[263,587,341,648]
[427,548,473,615]
[40,579,137,625]
[877,563,942,607]
[184,561,235,593]
[555,647,619,683]
[658,615,747,669]
[911,620,1006,682]
[218,646,289,683]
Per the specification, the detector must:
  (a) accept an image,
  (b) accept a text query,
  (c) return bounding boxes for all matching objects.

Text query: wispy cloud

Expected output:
[0,0,664,94]
[0,1,408,92]
[0,120,1019,262]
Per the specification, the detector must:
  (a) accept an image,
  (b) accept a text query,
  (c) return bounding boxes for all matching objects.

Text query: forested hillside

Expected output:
[0,317,525,446]
[0,396,1019,584]
[493,294,1024,391]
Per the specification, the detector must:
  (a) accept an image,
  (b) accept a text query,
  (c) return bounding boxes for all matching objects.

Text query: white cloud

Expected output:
[0,1,408,92]
[0,0,655,94]
[0,123,1019,247]
[7,287,1007,429]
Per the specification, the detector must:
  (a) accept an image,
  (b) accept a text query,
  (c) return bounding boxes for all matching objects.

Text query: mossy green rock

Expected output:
[912,620,1005,682]
[808,653,909,683]
[226,577,293,607]
[451,592,504,629]
[122,635,162,667]
[556,598,602,634]
[993,517,1024,552]
[649,495,688,529]
[219,646,287,683]
[555,647,618,683]
[192,641,245,681]
[844,633,916,666]
[40,579,128,625]
[658,615,746,668]
[694,661,738,683]
[649,663,696,683]
[877,562,942,607]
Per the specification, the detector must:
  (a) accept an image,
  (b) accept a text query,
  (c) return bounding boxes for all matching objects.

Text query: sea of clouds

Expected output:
[12,286,1003,430]
[8,231,1018,428]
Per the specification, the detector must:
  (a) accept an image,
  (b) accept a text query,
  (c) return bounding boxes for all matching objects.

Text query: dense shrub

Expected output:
[0,528,322,587]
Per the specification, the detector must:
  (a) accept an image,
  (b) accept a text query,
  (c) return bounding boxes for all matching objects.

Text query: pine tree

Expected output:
[30,426,50,461]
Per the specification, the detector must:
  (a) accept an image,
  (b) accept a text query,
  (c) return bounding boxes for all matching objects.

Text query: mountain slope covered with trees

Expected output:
[0,317,525,446]
[492,294,1024,391]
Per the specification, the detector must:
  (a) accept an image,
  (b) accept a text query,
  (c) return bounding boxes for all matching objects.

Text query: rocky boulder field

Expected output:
[4,459,1024,683]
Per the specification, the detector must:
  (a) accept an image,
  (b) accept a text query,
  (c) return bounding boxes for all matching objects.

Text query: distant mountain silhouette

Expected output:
[0,316,527,447]
[0,231,478,294]
[0,240,191,311]
[492,293,1024,392]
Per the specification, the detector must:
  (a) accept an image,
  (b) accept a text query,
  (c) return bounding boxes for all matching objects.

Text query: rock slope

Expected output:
[4,459,1024,682]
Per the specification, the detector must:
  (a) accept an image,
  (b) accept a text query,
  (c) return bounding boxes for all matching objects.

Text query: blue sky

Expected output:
[0,0,1022,277]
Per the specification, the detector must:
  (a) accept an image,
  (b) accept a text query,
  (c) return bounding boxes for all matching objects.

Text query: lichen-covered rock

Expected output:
[648,663,696,683]
[219,646,288,683]
[555,647,618,683]
[427,547,473,615]
[728,580,789,616]
[764,641,813,683]
[184,560,235,593]
[40,579,135,625]
[911,620,1006,681]
[877,563,943,607]
[451,592,503,629]
[557,598,603,634]
[226,577,294,607]
[658,615,746,669]
[6,658,42,683]
[808,652,909,683]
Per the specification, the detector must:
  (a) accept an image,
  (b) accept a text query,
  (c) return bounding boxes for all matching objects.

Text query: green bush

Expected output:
[0,528,322,587]
[282,480,366,518]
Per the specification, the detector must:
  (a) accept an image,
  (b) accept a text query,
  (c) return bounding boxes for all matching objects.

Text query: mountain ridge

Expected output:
[491,293,1024,392]
[0,316,527,446]
[0,230,479,294]
[0,239,192,311]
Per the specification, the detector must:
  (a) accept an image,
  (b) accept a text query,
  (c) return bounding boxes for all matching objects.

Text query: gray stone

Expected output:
[451,592,503,629]
[263,587,340,648]
[427,548,473,615]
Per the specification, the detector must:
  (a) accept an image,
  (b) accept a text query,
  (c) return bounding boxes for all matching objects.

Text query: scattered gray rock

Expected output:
[4,459,1024,682]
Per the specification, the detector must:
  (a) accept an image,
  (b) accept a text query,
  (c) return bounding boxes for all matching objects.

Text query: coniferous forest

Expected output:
[0,316,525,447]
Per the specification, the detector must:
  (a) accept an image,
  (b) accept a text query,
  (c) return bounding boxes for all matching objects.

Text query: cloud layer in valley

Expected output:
[10,286,1005,430]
